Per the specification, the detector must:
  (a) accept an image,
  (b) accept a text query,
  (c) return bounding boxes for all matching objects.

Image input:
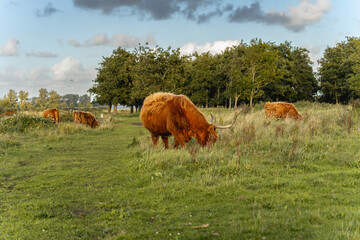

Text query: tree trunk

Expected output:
[250,95,253,110]
[206,91,208,108]
[113,104,118,114]
[107,104,111,113]
[130,105,134,113]
[335,92,339,104]
[217,88,220,107]
[234,95,239,109]
[229,96,232,109]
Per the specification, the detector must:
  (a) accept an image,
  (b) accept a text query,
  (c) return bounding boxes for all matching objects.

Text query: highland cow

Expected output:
[42,108,60,123]
[73,111,99,128]
[140,92,238,148]
[265,102,302,120]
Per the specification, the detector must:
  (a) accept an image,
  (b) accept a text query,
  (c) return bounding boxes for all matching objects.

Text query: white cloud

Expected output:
[69,33,157,48]
[0,57,96,97]
[51,56,95,81]
[180,40,240,55]
[0,38,20,56]
[68,39,82,47]
[26,51,58,58]
[285,0,332,31]
[301,44,323,70]
[229,0,332,32]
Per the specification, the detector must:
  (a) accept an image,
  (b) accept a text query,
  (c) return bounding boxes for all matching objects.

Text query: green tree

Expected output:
[62,94,79,108]
[225,43,248,108]
[318,42,350,104]
[90,47,134,113]
[131,44,166,105]
[36,88,49,109]
[131,44,188,109]
[79,94,91,107]
[60,101,68,109]
[18,90,29,110]
[158,47,188,94]
[48,90,61,108]
[4,89,18,108]
[346,37,360,97]
[264,42,317,102]
[78,102,84,108]
[241,39,278,108]
[186,52,219,107]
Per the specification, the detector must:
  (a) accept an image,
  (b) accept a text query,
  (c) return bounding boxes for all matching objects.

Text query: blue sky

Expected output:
[0,0,359,98]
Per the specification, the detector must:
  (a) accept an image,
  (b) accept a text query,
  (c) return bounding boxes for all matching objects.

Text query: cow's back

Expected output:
[140,92,175,135]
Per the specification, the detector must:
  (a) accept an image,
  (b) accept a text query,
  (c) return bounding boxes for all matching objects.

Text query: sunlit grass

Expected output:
[1,103,360,239]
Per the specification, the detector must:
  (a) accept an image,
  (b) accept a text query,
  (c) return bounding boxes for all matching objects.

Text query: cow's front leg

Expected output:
[151,133,159,146]
[173,137,186,149]
[161,136,169,149]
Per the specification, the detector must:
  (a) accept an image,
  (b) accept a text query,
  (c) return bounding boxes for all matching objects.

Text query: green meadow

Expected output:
[1,103,360,239]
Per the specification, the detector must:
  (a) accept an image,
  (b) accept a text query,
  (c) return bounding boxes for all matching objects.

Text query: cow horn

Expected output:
[213,112,240,129]
[210,114,214,124]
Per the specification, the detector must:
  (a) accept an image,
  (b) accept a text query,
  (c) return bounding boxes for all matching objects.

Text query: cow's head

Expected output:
[197,112,239,146]
[195,124,219,146]
[92,119,100,128]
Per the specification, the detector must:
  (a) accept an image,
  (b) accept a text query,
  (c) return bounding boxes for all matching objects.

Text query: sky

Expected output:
[0,0,359,98]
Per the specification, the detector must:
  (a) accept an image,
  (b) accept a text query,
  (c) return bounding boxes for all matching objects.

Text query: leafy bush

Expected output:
[59,110,74,123]
[0,114,54,133]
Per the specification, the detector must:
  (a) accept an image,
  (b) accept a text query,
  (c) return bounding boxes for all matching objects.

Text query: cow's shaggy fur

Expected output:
[73,111,99,128]
[42,108,60,123]
[140,92,218,148]
[265,102,302,120]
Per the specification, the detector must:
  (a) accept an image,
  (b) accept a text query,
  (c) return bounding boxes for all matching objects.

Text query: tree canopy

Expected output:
[89,39,323,110]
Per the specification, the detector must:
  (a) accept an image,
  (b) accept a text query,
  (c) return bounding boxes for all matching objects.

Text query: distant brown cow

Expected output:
[73,111,99,128]
[140,92,238,148]
[42,108,60,123]
[0,111,15,117]
[265,102,302,120]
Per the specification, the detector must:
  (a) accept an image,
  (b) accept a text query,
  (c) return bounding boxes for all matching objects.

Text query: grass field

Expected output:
[1,103,360,239]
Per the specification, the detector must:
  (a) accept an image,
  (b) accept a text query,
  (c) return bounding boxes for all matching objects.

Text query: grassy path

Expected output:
[0,116,141,239]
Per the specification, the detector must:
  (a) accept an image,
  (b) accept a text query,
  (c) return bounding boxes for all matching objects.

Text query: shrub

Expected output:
[0,114,54,133]
[60,110,74,123]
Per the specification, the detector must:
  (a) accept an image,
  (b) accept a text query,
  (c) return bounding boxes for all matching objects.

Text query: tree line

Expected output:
[2,37,359,113]
[90,37,360,111]
[0,88,92,111]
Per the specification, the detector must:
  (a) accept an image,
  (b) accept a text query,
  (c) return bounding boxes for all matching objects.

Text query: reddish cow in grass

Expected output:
[73,111,99,128]
[140,92,238,148]
[42,108,60,123]
[265,102,303,120]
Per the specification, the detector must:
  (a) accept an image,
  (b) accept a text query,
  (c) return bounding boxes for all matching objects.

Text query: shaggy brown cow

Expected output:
[42,108,60,123]
[265,102,302,120]
[73,111,99,128]
[140,92,238,148]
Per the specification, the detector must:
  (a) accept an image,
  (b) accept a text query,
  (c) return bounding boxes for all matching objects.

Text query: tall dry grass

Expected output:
[135,102,360,173]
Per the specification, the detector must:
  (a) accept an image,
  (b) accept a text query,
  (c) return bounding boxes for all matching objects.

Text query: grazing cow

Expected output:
[140,92,238,148]
[0,111,15,118]
[73,110,99,128]
[264,102,302,120]
[42,108,60,123]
